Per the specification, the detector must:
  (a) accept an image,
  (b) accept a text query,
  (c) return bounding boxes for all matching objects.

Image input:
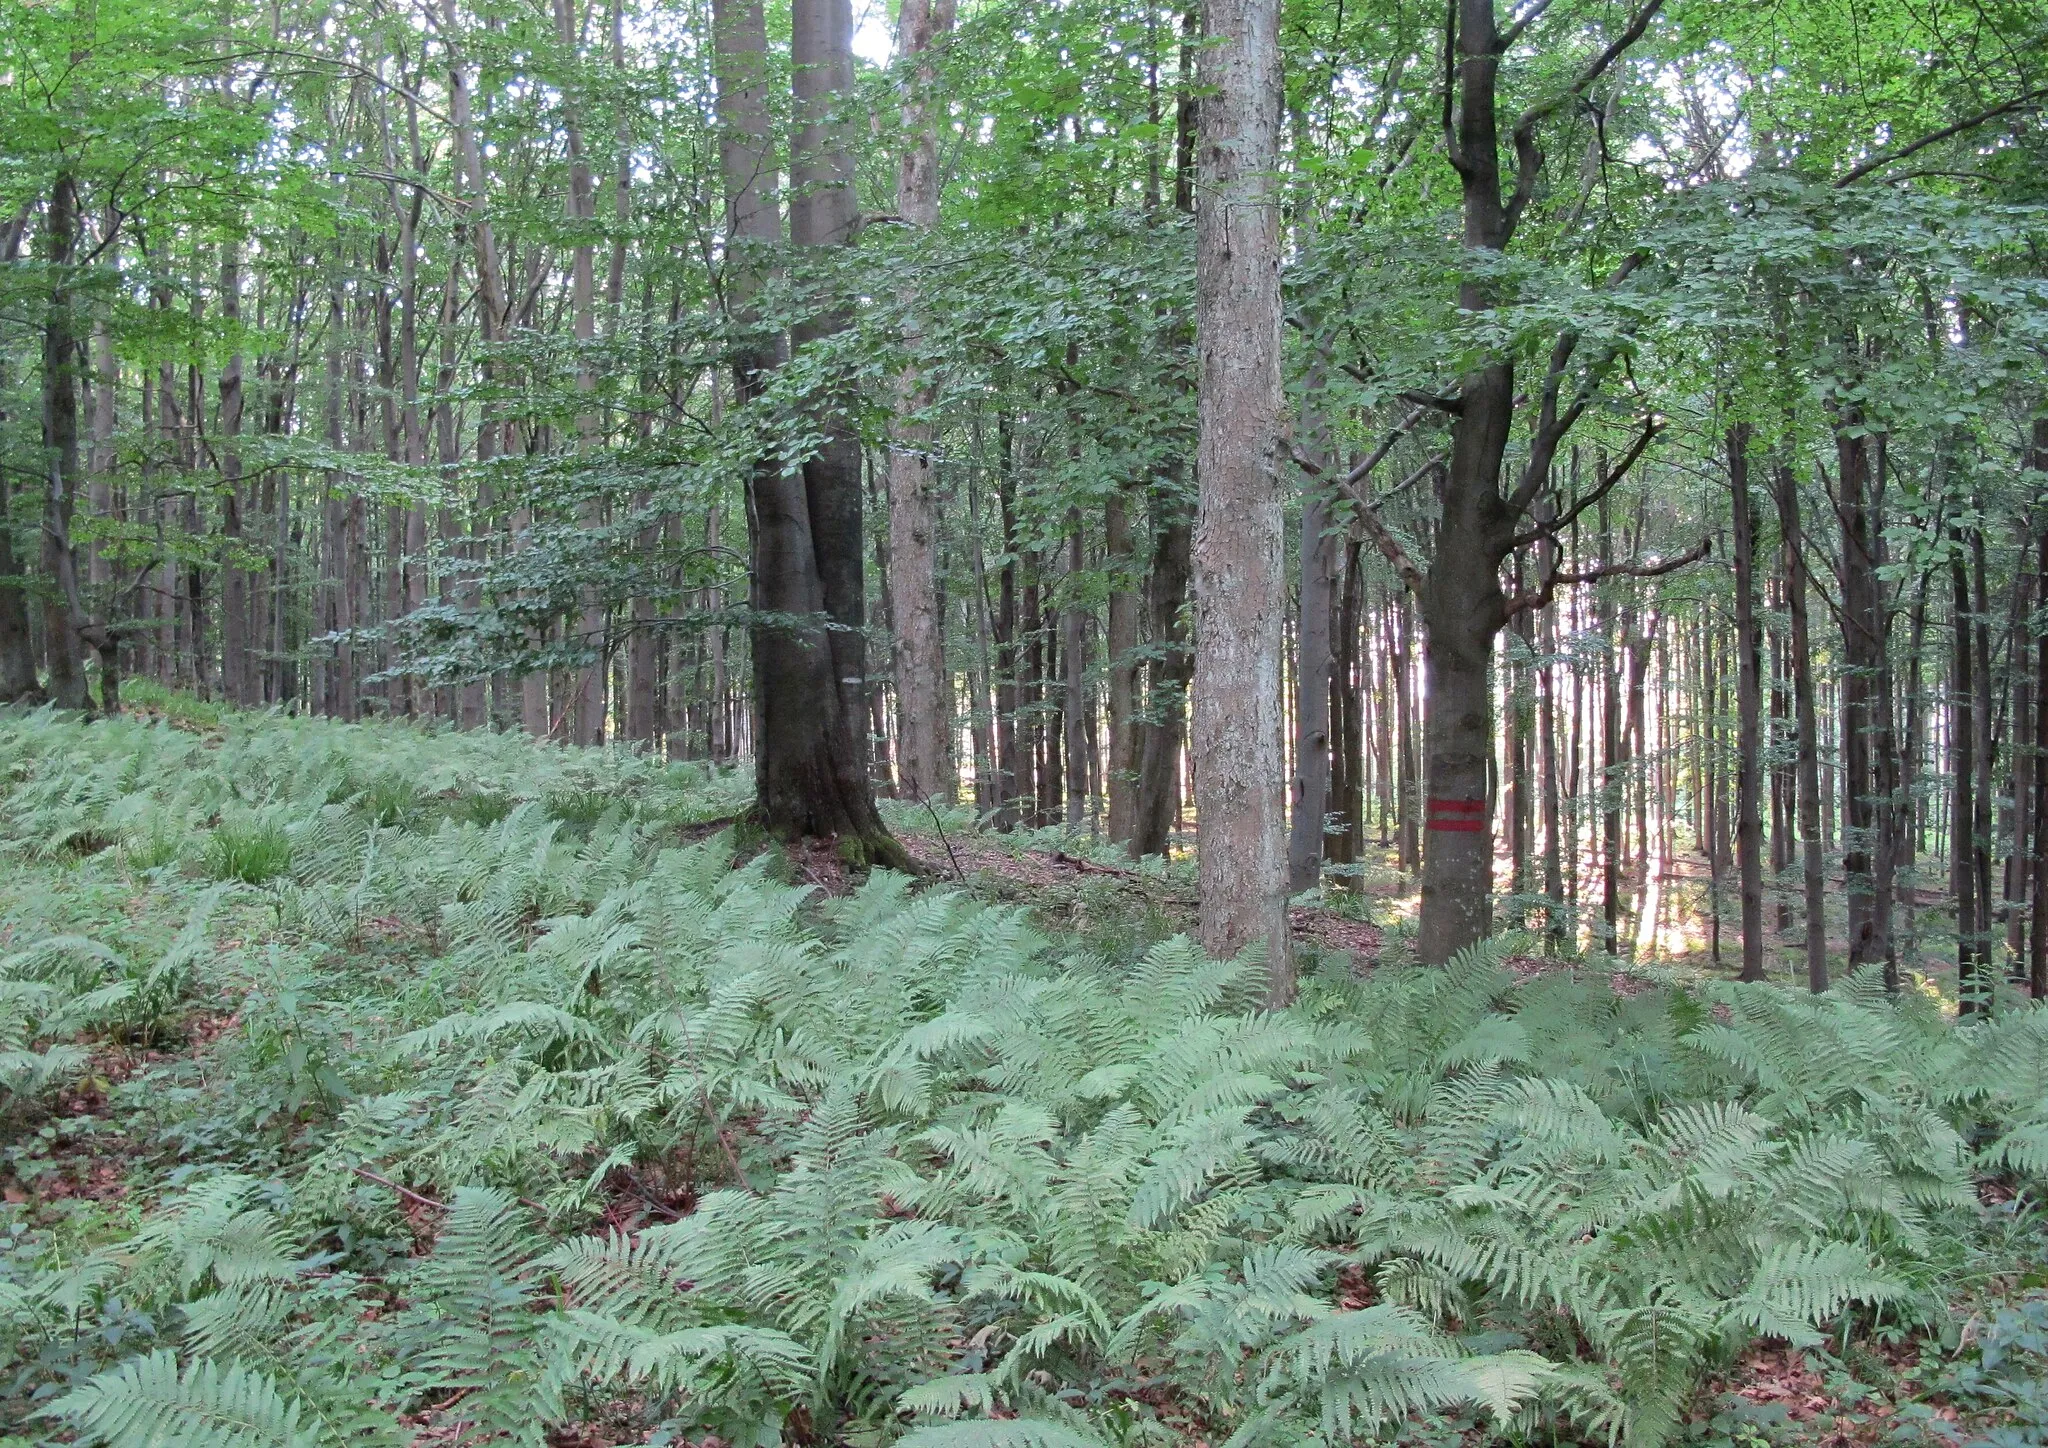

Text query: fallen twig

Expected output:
[352,1165,547,1218]
[921,796,966,881]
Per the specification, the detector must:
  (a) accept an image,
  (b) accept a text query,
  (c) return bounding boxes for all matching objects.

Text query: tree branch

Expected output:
[1499,0,1560,48]
[1835,87,2047,187]
[1509,413,1662,548]
[1289,405,1428,493]
[1503,534,1709,618]
[1339,455,1442,596]
[1504,0,1664,238]
[1400,387,1463,415]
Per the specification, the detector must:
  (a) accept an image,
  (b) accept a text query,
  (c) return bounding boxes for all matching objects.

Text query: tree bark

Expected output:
[729,0,904,862]
[39,173,88,710]
[1063,513,1087,829]
[1833,419,1895,978]
[2031,418,2048,999]
[1288,465,1337,893]
[1193,0,1290,995]
[1953,535,1983,1011]
[1417,0,1519,964]
[884,0,957,803]
[1729,425,1767,980]
[1132,493,1193,858]
[1774,460,1829,991]
[1105,487,1141,842]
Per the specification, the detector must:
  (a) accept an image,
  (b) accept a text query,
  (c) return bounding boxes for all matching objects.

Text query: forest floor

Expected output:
[1,691,2044,1448]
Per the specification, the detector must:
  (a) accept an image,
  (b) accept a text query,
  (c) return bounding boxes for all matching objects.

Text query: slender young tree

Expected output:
[1729,425,1767,980]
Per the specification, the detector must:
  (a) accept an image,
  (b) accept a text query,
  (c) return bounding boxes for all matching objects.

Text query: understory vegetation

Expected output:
[1,705,2045,1448]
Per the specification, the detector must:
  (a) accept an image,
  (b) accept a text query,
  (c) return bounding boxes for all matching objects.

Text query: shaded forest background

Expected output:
[5,0,2048,992]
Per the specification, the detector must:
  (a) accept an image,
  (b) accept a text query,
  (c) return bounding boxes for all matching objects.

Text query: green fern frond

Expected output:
[43,1351,320,1448]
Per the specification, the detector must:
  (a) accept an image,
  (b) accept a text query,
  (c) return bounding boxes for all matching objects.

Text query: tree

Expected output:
[1193,0,1290,1000]
[885,0,958,805]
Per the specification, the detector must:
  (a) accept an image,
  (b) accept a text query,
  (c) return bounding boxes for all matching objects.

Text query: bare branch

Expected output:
[1510,412,1662,548]
[1290,405,1429,491]
[1504,534,1709,618]
[1400,387,1464,415]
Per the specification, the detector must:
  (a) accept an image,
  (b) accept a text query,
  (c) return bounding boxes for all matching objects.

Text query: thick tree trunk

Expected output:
[2032,418,2048,999]
[1729,425,1767,980]
[558,0,607,746]
[1192,0,1290,995]
[0,218,43,701]
[1969,524,1995,998]
[1415,0,1523,964]
[0,469,41,703]
[1063,516,1087,829]
[993,444,1022,828]
[1834,422,1895,977]
[727,0,904,862]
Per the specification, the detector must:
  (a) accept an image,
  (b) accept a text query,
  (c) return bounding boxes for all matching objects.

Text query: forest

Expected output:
[3,0,2048,1442]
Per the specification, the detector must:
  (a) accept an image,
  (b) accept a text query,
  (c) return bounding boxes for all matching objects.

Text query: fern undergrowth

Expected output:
[0,704,2042,1447]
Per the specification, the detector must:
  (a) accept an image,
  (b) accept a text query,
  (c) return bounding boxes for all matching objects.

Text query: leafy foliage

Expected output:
[0,707,2042,1446]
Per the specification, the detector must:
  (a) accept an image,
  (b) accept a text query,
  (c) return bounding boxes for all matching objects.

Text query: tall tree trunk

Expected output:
[1105,487,1141,842]
[884,0,957,803]
[994,437,1022,828]
[1193,0,1289,995]
[1539,583,1565,950]
[558,0,608,746]
[1417,0,1521,964]
[1775,460,1829,991]
[1132,493,1193,857]
[1063,514,1087,829]
[2031,418,2048,999]
[1834,420,1893,976]
[1329,534,1365,886]
[727,0,903,861]
[1600,506,1624,957]
[1969,524,1996,1007]
[39,173,88,710]
[1288,464,1337,893]
[0,220,43,701]
[1729,425,1767,980]
[1953,537,1983,1011]
[2007,551,2034,970]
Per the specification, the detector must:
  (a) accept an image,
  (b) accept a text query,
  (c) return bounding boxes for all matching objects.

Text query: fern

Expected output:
[45,1351,321,1448]
[4,703,2046,1448]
